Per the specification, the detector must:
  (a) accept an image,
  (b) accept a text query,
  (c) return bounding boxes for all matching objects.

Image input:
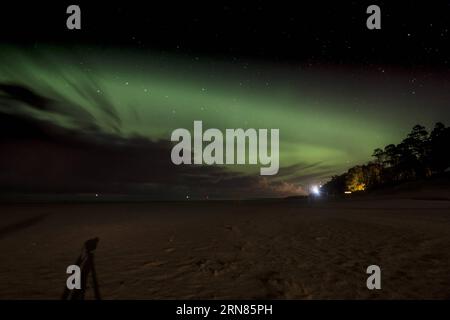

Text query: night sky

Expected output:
[1,2,450,199]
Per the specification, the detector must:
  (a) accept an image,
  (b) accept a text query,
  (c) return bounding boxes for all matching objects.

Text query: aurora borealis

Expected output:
[1,3,450,199]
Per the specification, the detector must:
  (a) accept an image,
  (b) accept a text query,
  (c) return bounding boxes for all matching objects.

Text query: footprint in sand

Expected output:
[224,225,241,233]
[143,261,167,267]
[196,258,236,276]
[259,271,311,299]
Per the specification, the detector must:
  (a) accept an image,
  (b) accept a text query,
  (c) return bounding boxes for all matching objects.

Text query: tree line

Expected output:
[322,123,450,195]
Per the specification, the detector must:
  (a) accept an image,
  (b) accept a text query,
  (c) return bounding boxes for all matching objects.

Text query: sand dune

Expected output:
[0,197,449,299]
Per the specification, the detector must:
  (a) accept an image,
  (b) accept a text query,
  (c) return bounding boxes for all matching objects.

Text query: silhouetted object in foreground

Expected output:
[61,237,101,300]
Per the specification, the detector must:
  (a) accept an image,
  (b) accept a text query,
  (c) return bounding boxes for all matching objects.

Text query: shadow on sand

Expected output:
[0,213,49,239]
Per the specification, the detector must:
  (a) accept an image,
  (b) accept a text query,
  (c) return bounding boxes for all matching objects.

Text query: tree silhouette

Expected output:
[429,122,450,173]
[322,122,450,195]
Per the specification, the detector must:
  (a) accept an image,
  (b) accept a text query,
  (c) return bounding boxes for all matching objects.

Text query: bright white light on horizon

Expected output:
[311,185,320,195]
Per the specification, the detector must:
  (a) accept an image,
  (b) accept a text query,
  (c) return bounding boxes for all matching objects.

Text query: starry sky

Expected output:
[1,2,450,199]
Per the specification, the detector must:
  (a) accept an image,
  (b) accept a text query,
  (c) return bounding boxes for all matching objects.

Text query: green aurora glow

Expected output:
[1,45,449,195]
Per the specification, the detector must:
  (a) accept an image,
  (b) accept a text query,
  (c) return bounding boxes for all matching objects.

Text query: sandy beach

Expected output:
[1,195,450,300]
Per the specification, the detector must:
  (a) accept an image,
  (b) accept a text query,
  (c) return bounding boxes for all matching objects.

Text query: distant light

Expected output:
[95,193,99,197]
[344,191,352,194]
[311,185,320,195]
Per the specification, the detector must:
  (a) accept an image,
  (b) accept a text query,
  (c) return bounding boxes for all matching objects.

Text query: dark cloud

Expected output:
[0,82,308,200]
